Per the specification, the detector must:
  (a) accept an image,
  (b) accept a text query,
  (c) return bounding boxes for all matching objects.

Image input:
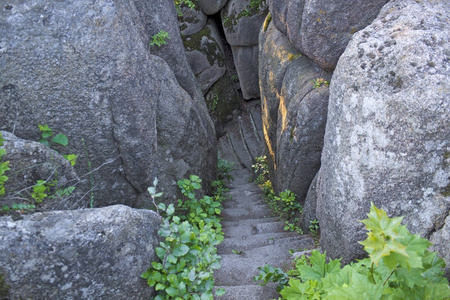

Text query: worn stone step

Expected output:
[221,217,280,230]
[238,115,261,160]
[226,130,253,170]
[214,284,280,300]
[218,233,311,254]
[221,206,273,221]
[222,220,286,237]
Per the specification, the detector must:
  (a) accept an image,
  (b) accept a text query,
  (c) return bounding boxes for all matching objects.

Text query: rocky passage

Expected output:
[215,103,315,299]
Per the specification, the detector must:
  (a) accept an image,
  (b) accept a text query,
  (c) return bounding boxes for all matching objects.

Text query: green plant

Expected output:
[252,155,269,185]
[308,219,320,238]
[249,0,266,12]
[217,157,234,183]
[38,124,78,166]
[142,168,232,299]
[177,175,223,232]
[0,133,10,197]
[256,203,450,299]
[254,264,289,292]
[2,202,35,213]
[231,75,239,83]
[288,54,302,61]
[150,30,171,47]
[174,0,197,16]
[311,78,329,89]
[232,249,244,255]
[241,9,252,17]
[208,94,219,112]
[0,130,78,214]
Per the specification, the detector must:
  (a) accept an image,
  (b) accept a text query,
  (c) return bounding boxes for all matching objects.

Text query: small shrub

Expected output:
[150,30,171,47]
[311,78,329,89]
[254,203,450,299]
[174,0,197,16]
[142,157,234,299]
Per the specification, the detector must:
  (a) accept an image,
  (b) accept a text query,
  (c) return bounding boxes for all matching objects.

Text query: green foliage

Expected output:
[2,202,35,212]
[177,175,223,233]
[252,155,269,186]
[38,124,78,166]
[150,30,171,47]
[311,78,329,89]
[255,203,450,299]
[250,0,266,12]
[254,264,289,292]
[0,127,77,215]
[308,219,320,244]
[174,0,197,17]
[208,94,219,112]
[31,180,48,203]
[142,158,234,299]
[252,156,303,234]
[217,157,234,183]
[231,75,239,83]
[0,133,10,197]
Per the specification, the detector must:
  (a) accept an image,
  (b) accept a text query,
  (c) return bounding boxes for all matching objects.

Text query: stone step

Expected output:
[221,217,280,230]
[218,234,312,254]
[226,130,253,170]
[221,206,274,221]
[214,284,280,300]
[222,220,286,237]
[238,115,261,160]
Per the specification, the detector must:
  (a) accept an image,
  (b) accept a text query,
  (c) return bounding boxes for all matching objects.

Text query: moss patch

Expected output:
[182,25,225,67]
[0,272,10,299]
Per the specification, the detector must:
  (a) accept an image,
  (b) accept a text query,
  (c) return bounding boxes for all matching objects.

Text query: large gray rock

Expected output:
[316,0,450,272]
[184,19,227,94]
[178,3,208,36]
[275,55,330,201]
[0,131,80,211]
[231,45,260,99]
[205,72,240,135]
[221,0,268,46]
[0,205,161,299]
[0,0,216,208]
[198,0,228,15]
[269,0,389,70]
[221,0,268,100]
[259,19,330,200]
[135,0,217,203]
[0,0,158,207]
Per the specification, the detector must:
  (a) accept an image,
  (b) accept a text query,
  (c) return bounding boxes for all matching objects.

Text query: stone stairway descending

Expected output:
[215,102,315,299]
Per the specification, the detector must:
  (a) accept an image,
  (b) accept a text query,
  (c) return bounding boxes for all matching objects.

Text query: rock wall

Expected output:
[269,0,389,70]
[0,205,161,299]
[0,0,216,208]
[259,17,330,201]
[180,0,268,101]
[315,0,450,276]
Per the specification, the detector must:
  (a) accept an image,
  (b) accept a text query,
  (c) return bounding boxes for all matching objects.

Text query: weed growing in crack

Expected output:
[252,156,303,234]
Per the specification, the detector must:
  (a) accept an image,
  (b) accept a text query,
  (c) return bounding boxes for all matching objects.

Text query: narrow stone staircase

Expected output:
[215,102,315,299]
